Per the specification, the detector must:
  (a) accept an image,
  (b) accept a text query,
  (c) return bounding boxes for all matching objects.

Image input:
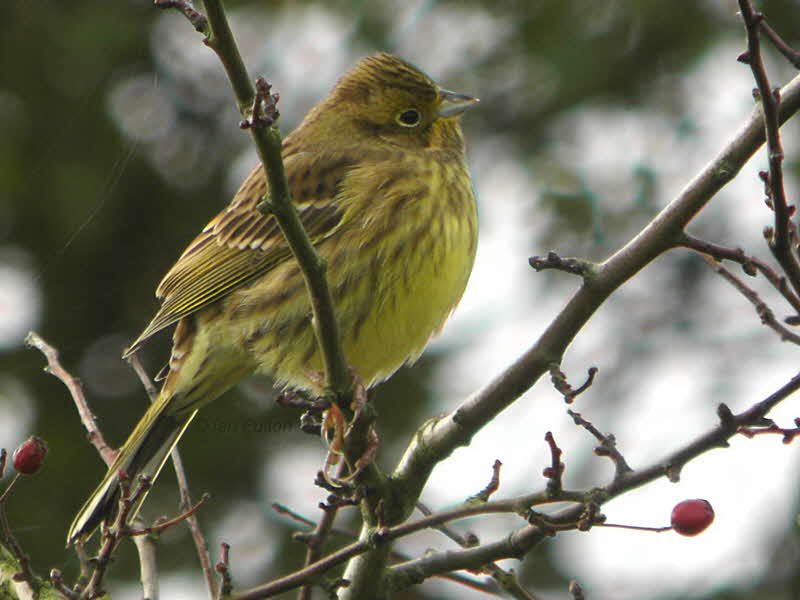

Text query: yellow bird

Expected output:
[68,52,478,543]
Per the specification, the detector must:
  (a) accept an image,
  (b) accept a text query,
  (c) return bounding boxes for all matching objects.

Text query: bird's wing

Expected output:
[124,151,353,356]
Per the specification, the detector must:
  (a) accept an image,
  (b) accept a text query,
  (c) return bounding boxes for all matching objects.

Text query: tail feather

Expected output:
[69,317,256,545]
[67,396,196,544]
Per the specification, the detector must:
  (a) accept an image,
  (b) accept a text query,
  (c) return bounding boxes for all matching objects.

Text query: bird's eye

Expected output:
[396,109,421,127]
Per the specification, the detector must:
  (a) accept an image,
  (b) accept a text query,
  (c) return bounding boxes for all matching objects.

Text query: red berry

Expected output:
[671,499,714,536]
[12,436,48,475]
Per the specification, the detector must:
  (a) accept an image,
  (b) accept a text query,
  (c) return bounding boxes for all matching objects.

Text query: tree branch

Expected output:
[25,332,116,466]
[737,1,800,297]
[159,0,352,399]
[679,233,800,317]
[384,372,800,590]
[698,254,800,344]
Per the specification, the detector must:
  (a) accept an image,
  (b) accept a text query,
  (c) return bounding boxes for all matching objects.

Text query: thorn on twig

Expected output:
[759,169,772,195]
[471,460,503,502]
[543,432,565,496]
[240,77,280,129]
[567,410,633,478]
[717,402,737,429]
[738,417,800,443]
[529,251,591,277]
[153,0,209,33]
[215,542,233,599]
[737,51,751,64]
[549,365,599,404]
[127,493,210,537]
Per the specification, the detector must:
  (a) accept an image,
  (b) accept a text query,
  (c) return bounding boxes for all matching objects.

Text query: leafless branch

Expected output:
[737,1,800,296]
[25,332,116,466]
[700,254,800,344]
[680,233,800,317]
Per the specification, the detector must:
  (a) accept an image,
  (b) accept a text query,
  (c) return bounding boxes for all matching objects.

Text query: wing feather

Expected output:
[124,150,354,356]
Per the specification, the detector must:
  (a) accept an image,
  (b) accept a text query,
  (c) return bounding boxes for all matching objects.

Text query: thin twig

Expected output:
[416,501,475,548]
[420,495,545,600]
[567,410,633,479]
[297,493,344,600]
[739,418,800,443]
[127,493,210,537]
[235,493,579,599]
[0,473,20,505]
[127,353,159,402]
[680,233,800,317]
[737,1,800,297]
[271,502,504,597]
[759,20,800,69]
[215,542,233,600]
[700,254,800,344]
[81,475,153,599]
[473,460,503,503]
[548,365,598,404]
[239,363,800,599]
[384,373,800,590]
[127,353,217,599]
[25,331,116,466]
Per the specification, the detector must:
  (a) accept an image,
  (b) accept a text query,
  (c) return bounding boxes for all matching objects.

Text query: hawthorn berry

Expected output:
[671,498,714,536]
[12,436,48,475]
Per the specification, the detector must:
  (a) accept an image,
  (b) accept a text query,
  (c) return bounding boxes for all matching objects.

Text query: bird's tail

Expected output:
[67,391,196,545]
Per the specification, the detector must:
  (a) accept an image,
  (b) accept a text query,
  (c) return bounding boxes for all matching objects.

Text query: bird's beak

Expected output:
[438,89,479,118]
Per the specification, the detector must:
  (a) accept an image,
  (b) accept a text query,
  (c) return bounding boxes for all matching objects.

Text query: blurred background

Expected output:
[3,1,800,598]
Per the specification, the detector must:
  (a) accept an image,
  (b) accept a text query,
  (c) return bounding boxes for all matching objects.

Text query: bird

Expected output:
[68,52,478,544]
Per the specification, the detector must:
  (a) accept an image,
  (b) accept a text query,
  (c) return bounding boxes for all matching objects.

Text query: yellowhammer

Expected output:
[68,52,478,543]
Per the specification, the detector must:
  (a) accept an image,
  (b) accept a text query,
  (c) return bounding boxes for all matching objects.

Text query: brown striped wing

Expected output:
[124,152,350,356]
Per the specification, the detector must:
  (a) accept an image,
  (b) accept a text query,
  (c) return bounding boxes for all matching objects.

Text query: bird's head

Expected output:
[300,52,478,152]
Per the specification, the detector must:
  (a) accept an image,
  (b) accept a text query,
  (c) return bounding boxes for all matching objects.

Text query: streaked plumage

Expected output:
[68,52,478,543]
